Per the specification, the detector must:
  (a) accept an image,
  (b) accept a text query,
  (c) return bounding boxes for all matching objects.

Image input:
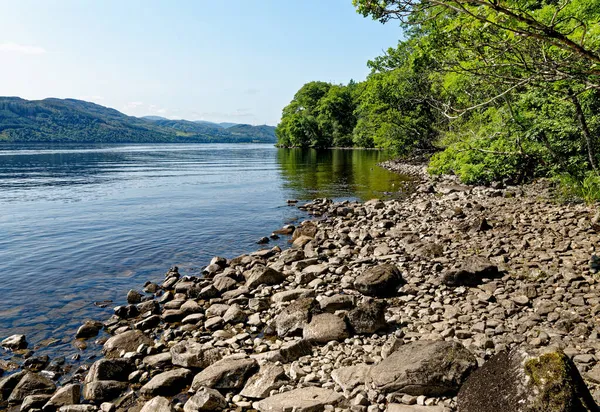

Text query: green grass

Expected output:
[555,171,600,204]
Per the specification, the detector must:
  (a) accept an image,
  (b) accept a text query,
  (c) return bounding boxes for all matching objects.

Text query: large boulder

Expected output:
[244,265,286,289]
[183,387,227,411]
[140,368,193,397]
[347,300,387,334]
[274,297,315,337]
[442,256,499,287]
[7,372,56,403]
[170,340,222,369]
[354,264,404,297]
[0,371,26,401]
[191,357,257,390]
[1,334,27,350]
[367,340,477,396]
[85,359,133,383]
[140,396,173,412]
[457,348,599,412]
[82,381,128,403]
[302,313,349,343]
[240,364,288,399]
[44,383,81,409]
[102,330,153,358]
[256,387,343,412]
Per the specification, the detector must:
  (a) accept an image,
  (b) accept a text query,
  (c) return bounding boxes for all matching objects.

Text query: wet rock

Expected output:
[183,387,227,412]
[8,372,56,404]
[257,237,270,245]
[256,387,343,412]
[0,370,26,401]
[140,396,173,412]
[170,340,222,369]
[244,265,286,289]
[23,355,49,372]
[21,394,52,411]
[113,305,139,319]
[140,368,193,397]
[82,381,128,403]
[44,383,81,410]
[102,330,153,358]
[240,364,288,399]
[274,297,315,337]
[303,313,349,343]
[457,348,598,412]
[191,357,257,390]
[75,321,104,339]
[442,256,499,287]
[367,340,477,396]
[85,359,133,383]
[354,264,404,297]
[126,289,143,304]
[347,300,387,334]
[1,334,27,350]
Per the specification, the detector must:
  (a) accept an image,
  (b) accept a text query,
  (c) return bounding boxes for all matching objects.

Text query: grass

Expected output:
[555,171,600,204]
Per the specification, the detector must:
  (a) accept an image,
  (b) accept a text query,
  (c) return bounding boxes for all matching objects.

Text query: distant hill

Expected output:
[0,97,276,144]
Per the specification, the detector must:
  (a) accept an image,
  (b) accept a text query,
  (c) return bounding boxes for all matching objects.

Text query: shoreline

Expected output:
[2,165,600,411]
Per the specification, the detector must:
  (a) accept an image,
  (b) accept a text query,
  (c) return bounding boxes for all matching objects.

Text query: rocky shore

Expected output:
[3,164,600,411]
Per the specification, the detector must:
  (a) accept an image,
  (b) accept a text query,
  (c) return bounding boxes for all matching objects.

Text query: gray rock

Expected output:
[191,357,257,390]
[331,364,371,393]
[134,315,161,331]
[183,387,227,411]
[0,371,26,401]
[319,294,355,312]
[58,405,97,412]
[274,297,315,337]
[457,348,598,412]
[75,321,103,339]
[347,300,387,334]
[170,340,222,369]
[102,330,153,358]
[8,372,56,403]
[143,352,172,369]
[140,368,193,397]
[303,313,349,343]
[223,304,246,324]
[82,381,128,403]
[244,265,286,289]
[354,264,404,297]
[126,289,143,304]
[44,384,81,409]
[1,334,27,350]
[140,396,173,412]
[21,394,52,411]
[279,339,313,363]
[85,359,133,383]
[271,288,313,303]
[387,405,448,412]
[367,340,477,396]
[256,387,343,412]
[240,364,288,399]
[212,276,238,293]
[442,256,499,287]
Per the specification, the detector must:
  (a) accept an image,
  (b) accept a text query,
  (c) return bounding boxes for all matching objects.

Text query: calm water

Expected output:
[0,143,408,364]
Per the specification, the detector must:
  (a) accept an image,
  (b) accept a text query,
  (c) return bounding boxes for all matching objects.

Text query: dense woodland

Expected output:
[0,97,277,144]
[276,0,600,198]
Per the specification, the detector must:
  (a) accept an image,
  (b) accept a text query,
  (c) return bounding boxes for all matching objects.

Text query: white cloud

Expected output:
[0,42,47,55]
[124,101,144,110]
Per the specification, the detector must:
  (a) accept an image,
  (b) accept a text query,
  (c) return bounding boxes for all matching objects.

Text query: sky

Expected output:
[0,0,402,125]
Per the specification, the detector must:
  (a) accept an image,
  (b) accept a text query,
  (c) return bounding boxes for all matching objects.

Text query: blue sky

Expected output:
[0,1,401,125]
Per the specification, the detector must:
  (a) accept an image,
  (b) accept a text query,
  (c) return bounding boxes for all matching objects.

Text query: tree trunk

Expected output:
[569,90,598,172]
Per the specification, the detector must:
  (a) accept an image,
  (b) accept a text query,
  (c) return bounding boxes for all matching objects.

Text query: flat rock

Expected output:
[240,363,288,399]
[303,313,349,343]
[347,300,387,334]
[271,288,313,303]
[7,372,55,403]
[367,340,477,396]
[256,387,343,412]
[191,357,257,390]
[331,364,371,393]
[140,368,193,397]
[184,387,227,411]
[442,256,499,287]
[244,265,286,289]
[274,297,315,337]
[170,340,222,369]
[102,330,153,358]
[354,264,404,297]
[140,396,173,412]
[319,294,355,312]
[85,358,133,383]
[82,381,128,403]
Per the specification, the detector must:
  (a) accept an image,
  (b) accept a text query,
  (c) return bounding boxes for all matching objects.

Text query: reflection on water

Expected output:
[0,143,409,367]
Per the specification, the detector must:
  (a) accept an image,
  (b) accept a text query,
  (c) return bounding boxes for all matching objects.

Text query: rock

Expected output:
[271,288,313,303]
[347,300,387,334]
[367,340,477,396]
[143,352,172,369]
[354,264,404,297]
[82,381,128,403]
[223,304,246,324]
[303,313,349,343]
[170,340,222,369]
[8,372,56,403]
[457,348,598,412]
[59,405,98,412]
[442,257,499,287]
[135,315,161,330]
[183,387,227,412]
[1,334,27,350]
[191,358,257,390]
[212,276,238,293]
[292,236,313,249]
[244,265,286,289]
[75,321,103,339]
[386,405,448,412]
[257,237,270,244]
[279,340,313,363]
[44,384,81,409]
[113,305,139,319]
[292,222,318,240]
[274,297,315,337]
[102,330,153,358]
[256,387,343,412]
[140,396,173,412]
[140,368,193,397]
[319,294,355,312]
[331,364,371,393]
[126,289,143,304]
[0,370,26,401]
[240,364,288,399]
[21,394,52,411]
[85,359,133,383]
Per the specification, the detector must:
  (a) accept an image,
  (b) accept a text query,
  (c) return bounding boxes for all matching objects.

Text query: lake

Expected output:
[0,143,409,365]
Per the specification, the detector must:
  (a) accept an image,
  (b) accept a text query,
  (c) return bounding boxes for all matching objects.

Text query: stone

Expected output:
[244,265,286,289]
[303,313,349,343]
[191,357,257,390]
[1,334,27,350]
[102,330,153,358]
[347,300,387,334]
[457,348,598,412]
[240,364,288,399]
[140,368,193,397]
[183,387,227,411]
[0,371,26,401]
[256,387,343,412]
[75,321,103,339]
[279,339,313,363]
[274,297,315,337]
[22,394,52,411]
[58,405,97,412]
[442,257,499,287]
[319,294,355,312]
[331,364,371,392]
[223,304,246,323]
[127,289,143,304]
[135,315,161,330]
[82,381,128,403]
[354,264,404,297]
[170,340,222,369]
[7,372,56,403]
[85,359,133,383]
[140,396,173,412]
[367,340,477,396]
[292,221,318,240]
[386,405,448,412]
[271,288,313,303]
[213,276,238,292]
[44,384,81,409]
[143,352,172,369]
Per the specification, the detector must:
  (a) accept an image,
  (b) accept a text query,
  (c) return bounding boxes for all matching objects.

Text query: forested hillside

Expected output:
[277,0,600,197]
[0,97,276,144]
